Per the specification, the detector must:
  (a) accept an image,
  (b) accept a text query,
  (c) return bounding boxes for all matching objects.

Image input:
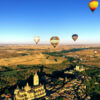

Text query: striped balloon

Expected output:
[50,36,60,48]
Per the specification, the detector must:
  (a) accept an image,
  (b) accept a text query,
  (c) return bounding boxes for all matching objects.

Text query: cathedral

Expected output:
[14,72,46,100]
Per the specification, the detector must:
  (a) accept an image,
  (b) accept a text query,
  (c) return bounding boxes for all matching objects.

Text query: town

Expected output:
[0,64,93,100]
[0,0,100,99]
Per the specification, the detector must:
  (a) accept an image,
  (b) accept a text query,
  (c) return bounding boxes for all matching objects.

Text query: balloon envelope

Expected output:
[50,36,60,48]
[34,36,40,44]
[94,51,97,54]
[72,34,78,41]
[89,0,99,12]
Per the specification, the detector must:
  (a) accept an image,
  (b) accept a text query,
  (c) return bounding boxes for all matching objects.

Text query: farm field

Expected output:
[0,44,100,95]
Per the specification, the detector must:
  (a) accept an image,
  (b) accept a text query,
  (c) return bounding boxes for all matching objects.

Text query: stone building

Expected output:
[74,65,85,72]
[14,72,46,100]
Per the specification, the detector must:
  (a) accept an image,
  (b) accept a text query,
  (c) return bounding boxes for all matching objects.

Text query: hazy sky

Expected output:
[0,0,100,44]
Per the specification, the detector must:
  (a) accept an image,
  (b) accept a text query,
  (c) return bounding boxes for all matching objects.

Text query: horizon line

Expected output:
[1,43,100,45]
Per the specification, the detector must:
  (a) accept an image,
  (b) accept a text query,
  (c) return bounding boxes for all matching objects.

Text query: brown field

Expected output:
[1,44,100,92]
[0,44,100,67]
[65,48,100,67]
[0,45,66,66]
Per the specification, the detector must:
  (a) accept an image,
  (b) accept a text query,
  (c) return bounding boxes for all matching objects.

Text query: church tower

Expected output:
[33,72,39,86]
[14,72,46,100]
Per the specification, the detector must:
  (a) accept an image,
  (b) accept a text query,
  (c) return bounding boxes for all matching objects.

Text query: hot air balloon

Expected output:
[72,34,78,42]
[34,36,40,44]
[94,50,97,58]
[89,0,99,12]
[50,36,60,48]
[94,50,97,54]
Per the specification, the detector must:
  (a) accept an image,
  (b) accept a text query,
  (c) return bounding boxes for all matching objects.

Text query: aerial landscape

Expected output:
[0,0,100,100]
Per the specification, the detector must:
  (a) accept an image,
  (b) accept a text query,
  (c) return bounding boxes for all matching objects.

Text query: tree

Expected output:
[5,89,10,94]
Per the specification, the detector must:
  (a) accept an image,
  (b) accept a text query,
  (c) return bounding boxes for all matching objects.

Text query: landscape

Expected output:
[0,44,100,100]
[0,0,100,99]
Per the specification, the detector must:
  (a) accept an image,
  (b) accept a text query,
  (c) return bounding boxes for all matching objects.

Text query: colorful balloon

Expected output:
[72,34,78,42]
[34,36,40,44]
[89,0,99,12]
[50,36,60,48]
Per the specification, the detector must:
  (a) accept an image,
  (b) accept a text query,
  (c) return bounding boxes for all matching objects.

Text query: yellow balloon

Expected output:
[89,0,99,12]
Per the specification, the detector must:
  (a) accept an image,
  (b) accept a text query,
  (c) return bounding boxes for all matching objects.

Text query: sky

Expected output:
[0,0,100,44]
